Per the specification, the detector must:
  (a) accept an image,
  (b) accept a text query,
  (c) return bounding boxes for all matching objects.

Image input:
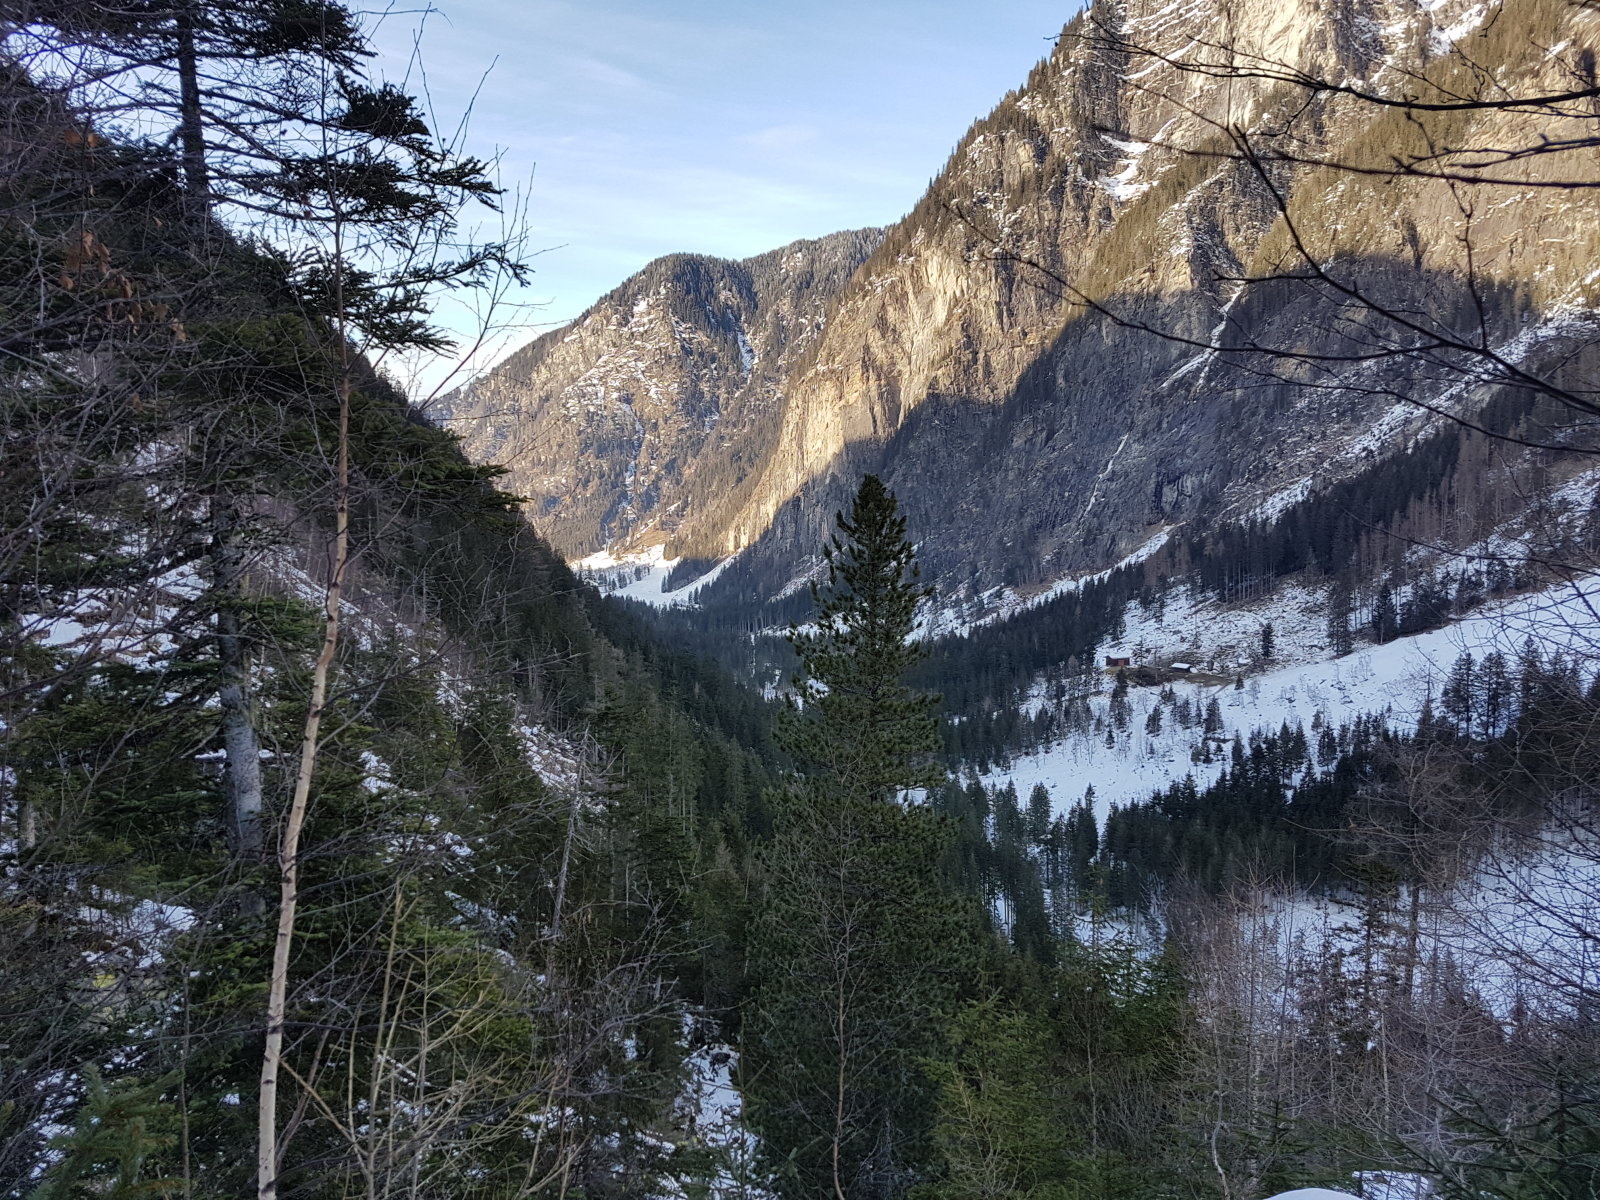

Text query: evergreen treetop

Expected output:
[784,474,941,801]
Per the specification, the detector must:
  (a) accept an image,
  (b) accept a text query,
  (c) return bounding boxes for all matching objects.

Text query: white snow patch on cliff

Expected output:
[1428,1,1487,51]
[1099,135,1154,202]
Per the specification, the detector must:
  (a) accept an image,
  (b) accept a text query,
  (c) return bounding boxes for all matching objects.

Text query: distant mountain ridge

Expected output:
[444,228,883,558]
[454,0,1600,618]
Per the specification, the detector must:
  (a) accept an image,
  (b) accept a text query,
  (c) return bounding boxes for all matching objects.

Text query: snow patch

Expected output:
[575,544,737,609]
[1098,135,1154,202]
[665,1021,773,1199]
[919,527,1175,641]
[1428,1,1487,51]
[989,573,1600,821]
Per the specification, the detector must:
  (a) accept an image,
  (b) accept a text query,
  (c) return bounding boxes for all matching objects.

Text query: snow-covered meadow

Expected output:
[986,573,1600,821]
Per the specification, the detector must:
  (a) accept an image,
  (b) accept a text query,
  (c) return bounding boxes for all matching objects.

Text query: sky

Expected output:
[366,0,1076,397]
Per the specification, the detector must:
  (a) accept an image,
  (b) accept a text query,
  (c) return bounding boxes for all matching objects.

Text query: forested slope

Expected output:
[6,2,1600,1199]
[0,20,780,1196]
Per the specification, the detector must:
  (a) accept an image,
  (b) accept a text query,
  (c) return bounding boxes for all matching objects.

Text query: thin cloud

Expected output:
[569,55,652,93]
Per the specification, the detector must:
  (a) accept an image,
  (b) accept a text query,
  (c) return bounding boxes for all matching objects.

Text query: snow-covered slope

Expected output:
[574,545,736,609]
[988,574,1600,820]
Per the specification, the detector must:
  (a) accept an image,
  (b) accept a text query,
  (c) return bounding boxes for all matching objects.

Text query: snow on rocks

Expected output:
[1353,1174,1434,1200]
[515,721,590,795]
[1099,135,1155,202]
[1263,1177,1432,1200]
[663,1021,773,1200]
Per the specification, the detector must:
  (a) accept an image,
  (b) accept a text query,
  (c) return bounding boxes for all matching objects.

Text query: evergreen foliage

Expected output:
[0,23,775,1195]
[782,475,942,801]
[24,1067,179,1200]
[5,5,1600,1198]
[744,476,974,1200]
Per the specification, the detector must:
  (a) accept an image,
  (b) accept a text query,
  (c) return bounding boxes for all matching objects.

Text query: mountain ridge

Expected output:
[443,227,884,557]
[454,0,1600,624]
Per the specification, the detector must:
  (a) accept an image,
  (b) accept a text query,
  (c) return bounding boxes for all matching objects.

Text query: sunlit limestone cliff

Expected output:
[443,229,882,558]
[455,0,1600,611]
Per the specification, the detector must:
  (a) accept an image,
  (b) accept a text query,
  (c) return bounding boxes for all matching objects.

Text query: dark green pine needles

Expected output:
[744,475,972,1200]
[783,473,943,802]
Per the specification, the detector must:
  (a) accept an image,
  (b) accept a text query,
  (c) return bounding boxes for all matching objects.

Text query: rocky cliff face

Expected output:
[456,0,1600,609]
[444,229,882,558]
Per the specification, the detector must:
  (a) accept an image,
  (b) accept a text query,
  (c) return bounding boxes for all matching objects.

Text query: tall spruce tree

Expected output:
[781,474,942,801]
[745,475,972,1200]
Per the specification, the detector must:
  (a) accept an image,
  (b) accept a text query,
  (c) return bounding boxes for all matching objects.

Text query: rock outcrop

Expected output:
[455,0,1600,608]
[444,229,882,558]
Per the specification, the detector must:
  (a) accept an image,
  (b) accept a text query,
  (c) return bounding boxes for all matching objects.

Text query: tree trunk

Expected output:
[174,5,208,205]
[214,495,265,871]
[258,357,351,1200]
[176,0,266,889]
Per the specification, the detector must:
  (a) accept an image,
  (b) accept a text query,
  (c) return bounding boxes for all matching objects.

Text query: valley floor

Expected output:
[988,571,1600,819]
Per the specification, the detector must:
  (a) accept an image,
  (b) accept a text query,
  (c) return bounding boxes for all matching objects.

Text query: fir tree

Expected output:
[746,475,972,1200]
[1326,581,1355,656]
[1026,783,1052,845]
[1441,651,1476,737]
[1371,584,1399,643]
[25,1067,179,1200]
[915,1001,1076,1200]
[782,474,941,802]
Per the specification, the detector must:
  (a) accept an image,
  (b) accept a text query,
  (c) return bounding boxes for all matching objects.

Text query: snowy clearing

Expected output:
[987,573,1600,820]
[575,544,736,608]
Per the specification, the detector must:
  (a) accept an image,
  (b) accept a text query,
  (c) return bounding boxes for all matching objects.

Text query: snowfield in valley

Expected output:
[575,544,736,608]
[986,573,1600,821]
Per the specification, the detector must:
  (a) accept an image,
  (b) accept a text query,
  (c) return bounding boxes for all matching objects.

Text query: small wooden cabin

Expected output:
[1106,655,1132,668]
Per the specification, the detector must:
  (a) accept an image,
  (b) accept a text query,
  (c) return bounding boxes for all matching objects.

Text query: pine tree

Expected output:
[1111,668,1132,731]
[746,475,972,1200]
[1478,650,1511,739]
[1067,799,1099,888]
[782,474,941,802]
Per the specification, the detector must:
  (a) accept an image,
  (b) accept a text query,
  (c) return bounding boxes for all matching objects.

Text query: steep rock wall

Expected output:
[675,0,1600,603]
[458,0,1600,608]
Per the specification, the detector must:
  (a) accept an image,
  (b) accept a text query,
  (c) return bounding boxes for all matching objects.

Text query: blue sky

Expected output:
[369,1,1074,392]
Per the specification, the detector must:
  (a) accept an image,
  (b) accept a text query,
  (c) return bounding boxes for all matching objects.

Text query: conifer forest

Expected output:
[3,1,1600,1198]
